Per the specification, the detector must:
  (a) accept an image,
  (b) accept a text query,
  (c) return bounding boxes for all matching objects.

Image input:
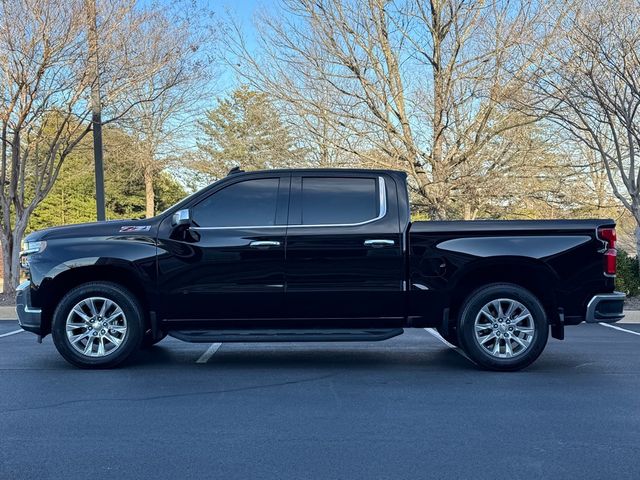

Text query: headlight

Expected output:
[20,240,47,256]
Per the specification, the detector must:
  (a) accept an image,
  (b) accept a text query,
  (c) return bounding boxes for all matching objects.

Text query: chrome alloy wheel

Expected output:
[473,298,535,359]
[65,297,127,357]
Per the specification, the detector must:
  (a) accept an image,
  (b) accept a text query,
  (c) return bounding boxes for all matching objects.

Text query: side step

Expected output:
[168,328,404,343]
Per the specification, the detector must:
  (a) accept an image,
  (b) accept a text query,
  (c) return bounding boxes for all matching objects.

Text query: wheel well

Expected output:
[39,266,150,333]
[448,261,559,324]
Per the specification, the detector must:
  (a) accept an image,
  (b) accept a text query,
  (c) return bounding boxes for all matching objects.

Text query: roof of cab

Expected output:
[226,167,407,178]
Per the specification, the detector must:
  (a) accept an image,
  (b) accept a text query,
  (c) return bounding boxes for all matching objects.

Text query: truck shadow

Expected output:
[127,344,564,373]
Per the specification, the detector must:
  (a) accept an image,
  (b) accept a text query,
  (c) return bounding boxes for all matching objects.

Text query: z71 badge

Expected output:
[119,225,152,232]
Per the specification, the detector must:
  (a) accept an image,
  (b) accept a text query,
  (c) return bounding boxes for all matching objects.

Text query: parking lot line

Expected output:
[196,342,222,363]
[0,329,24,338]
[599,322,640,337]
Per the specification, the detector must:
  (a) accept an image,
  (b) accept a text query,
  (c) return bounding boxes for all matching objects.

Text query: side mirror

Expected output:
[171,209,191,227]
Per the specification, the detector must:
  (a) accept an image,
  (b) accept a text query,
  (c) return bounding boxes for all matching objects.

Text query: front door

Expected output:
[157,174,289,325]
[284,173,404,326]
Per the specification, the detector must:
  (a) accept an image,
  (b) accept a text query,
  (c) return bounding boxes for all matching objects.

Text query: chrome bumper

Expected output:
[16,281,43,334]
[585,292,625,323]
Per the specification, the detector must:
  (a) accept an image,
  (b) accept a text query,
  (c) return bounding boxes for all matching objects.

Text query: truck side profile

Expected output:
[17,168,625,370]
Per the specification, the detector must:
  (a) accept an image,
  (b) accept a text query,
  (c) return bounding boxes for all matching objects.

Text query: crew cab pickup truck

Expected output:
[17,168,625,370]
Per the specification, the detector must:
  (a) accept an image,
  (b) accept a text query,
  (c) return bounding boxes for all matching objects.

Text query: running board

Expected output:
[168,328,404,343]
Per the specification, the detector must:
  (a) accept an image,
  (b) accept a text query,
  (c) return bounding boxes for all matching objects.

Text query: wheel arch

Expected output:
[38,264,151,335]
[448,257,560,324]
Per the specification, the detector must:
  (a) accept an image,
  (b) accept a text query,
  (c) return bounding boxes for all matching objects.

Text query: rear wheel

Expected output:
[51,282,144,369]
[457,283,548,371]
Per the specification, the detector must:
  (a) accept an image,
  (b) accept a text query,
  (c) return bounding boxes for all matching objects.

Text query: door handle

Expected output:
[364,239,395,247]
[249,240,281,248]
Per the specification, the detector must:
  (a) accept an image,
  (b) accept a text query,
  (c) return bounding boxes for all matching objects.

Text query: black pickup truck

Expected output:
[17,168,625,370]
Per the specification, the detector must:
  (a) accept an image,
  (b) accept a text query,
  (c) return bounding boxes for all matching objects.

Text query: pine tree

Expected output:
[196,86,306,178]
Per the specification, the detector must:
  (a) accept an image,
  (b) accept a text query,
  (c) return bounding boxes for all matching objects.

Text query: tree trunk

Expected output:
[464,203,472,221]
[144,167,154,218]
[1,222,27,296]
[635,226,640,260]
[1,236,13,295]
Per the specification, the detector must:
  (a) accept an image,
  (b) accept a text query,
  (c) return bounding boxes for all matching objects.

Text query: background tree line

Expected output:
[1,0,639,295]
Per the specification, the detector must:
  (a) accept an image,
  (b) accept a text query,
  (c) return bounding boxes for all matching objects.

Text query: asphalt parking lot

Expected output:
[1,319,639,480]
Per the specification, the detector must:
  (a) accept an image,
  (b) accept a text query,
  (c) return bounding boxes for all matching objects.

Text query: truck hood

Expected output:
[25,219,158,242]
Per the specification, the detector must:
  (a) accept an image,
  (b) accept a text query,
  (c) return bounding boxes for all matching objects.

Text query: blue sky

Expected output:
[208,0,265,92]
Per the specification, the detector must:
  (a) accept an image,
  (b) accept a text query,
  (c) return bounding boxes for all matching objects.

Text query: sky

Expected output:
[205,0,267,93]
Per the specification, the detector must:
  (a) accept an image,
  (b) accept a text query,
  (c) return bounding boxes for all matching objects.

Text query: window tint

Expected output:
[192,178,280,227]
[301,177,379,225]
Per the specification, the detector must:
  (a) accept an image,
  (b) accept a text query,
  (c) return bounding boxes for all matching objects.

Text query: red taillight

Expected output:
[599,227,616,248]
[604,249,617,275]
[598,227,617,276]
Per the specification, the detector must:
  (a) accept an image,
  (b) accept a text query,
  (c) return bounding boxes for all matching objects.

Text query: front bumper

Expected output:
[585,292,625,323]
[16,281,43,335]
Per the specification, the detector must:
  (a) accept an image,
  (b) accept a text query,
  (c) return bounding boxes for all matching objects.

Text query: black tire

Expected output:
[436,326,460,347]
[457,283,548,371]
[142,330,168,348]
[51,282,145,369]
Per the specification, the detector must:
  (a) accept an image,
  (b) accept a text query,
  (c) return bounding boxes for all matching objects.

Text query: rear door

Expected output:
[284,172,404,325]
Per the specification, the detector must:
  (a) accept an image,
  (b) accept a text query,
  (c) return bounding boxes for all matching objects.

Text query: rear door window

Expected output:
[300,177,379,225]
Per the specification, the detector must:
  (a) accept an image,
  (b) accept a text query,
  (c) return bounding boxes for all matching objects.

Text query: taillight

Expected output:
[598,227,617,276]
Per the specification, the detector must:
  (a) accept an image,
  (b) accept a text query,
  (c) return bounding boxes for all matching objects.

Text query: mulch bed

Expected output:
[0,293,16,306]
[624,295,640,311]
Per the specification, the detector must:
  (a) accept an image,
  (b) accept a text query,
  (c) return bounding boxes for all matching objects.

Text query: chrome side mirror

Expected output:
[171,209,191,227]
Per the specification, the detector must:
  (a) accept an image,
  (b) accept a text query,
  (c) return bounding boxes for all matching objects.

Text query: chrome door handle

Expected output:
[249,240,281,248]
[364,239,395,247]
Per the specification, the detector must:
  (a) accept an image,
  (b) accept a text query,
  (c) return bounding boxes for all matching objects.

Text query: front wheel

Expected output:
[457,283,548,371]
[51,282,144,369]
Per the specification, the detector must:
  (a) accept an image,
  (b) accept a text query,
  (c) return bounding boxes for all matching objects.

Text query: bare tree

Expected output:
[224,0,560,219]
[116,1,218,218]
[0,0,92,295]
[536,0,640,252]
[0,0,209,294]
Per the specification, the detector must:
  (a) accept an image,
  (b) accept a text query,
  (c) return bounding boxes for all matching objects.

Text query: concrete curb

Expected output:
[621,310,640,324]
[0,306,17,320]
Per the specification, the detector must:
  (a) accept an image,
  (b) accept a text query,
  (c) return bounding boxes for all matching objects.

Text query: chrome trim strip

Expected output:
[190,225,284,231]
[585,292,625,323]
[191,176,387,230]
[24,306,42,314]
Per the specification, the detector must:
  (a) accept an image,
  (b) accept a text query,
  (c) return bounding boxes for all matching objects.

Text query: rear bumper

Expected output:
[16,281,43,335]
[585,292,625,323]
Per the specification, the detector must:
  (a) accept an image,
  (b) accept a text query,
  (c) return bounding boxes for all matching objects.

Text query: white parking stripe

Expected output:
[424,328,476,364]
[0,329,24,338]
[196,342,222,363]
[599,323,640,337]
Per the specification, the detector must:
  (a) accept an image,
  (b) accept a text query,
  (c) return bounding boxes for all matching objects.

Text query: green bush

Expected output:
[616,250,640,297]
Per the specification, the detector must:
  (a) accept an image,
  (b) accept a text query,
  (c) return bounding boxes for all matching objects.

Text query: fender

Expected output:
[26,236,158,327]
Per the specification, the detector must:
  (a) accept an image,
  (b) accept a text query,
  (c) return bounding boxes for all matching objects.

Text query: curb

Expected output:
[0,306,17,320]
[621,310,640,324]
